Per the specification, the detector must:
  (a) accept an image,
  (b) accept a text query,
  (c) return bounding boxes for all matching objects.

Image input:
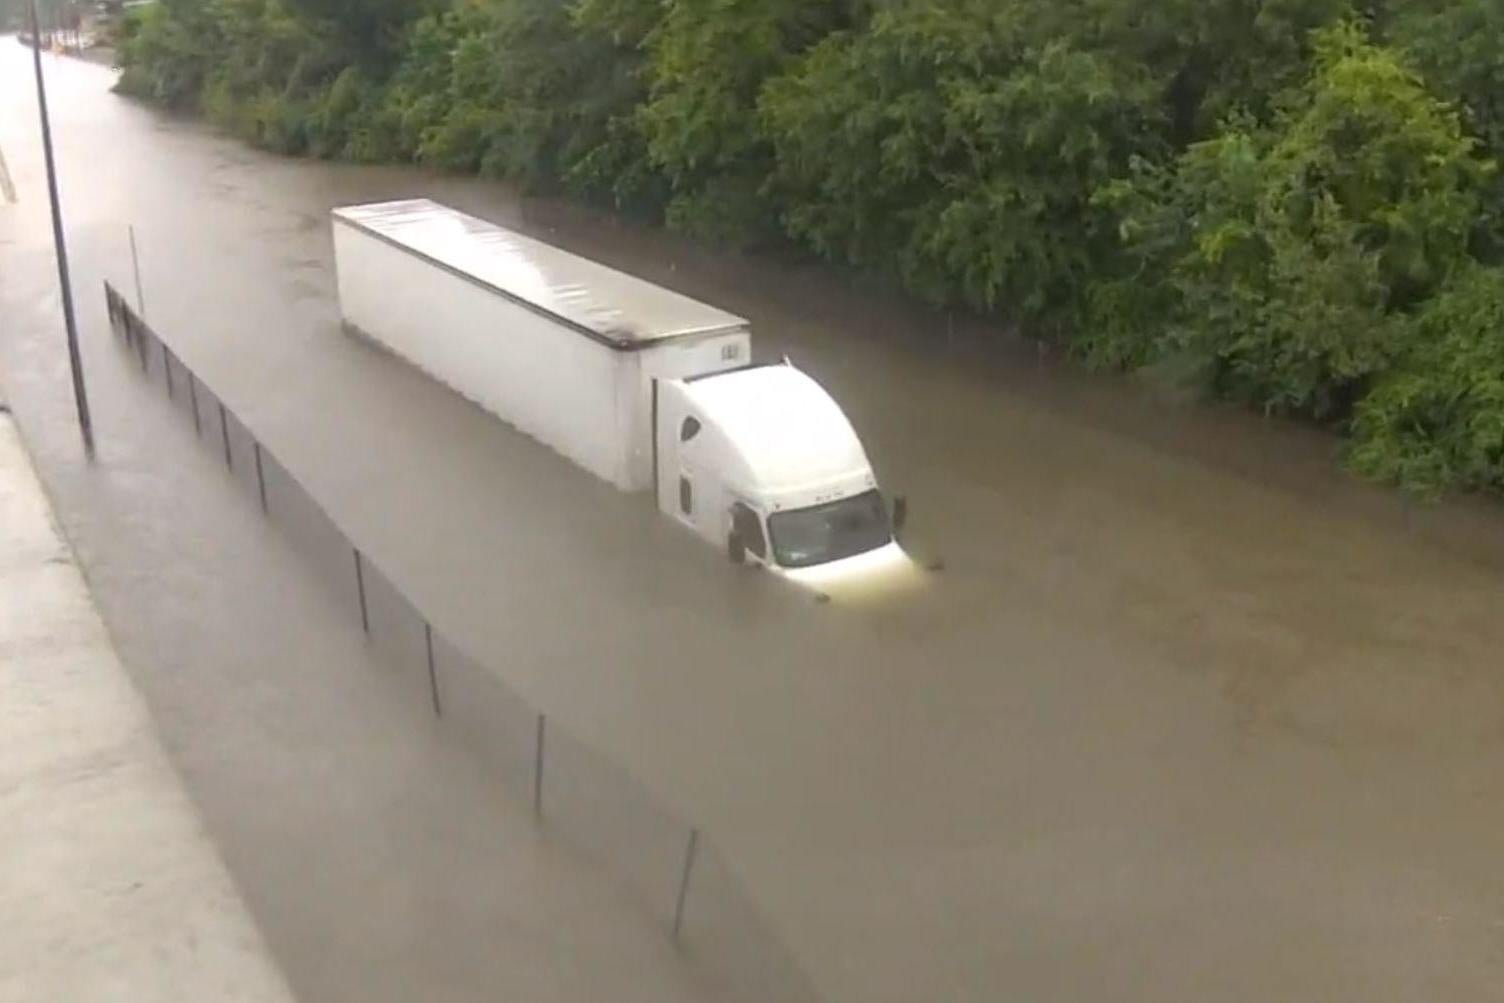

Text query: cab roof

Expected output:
[681,365,873,499]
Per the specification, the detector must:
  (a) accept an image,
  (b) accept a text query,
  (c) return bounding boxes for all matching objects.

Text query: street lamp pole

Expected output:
[27,0,95,459]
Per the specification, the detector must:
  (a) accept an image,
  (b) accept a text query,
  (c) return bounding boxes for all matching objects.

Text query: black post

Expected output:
[29,0,94,459]
[253,441,268,514]
[672,828,700,943]
[188,373,201,437]
[533,714,546,816]
[353,548,370,636]
[218,402,232,469]
[128,224,146,315]
[423,622,442,718]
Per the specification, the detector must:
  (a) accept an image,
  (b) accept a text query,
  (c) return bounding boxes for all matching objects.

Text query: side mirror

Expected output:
[891,495,908,537]
[727,531,746,565]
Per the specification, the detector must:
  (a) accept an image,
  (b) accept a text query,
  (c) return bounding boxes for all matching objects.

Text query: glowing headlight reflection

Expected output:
[776,542,923,601]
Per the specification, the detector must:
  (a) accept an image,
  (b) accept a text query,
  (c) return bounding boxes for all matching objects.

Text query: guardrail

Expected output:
[104,281,820,1003]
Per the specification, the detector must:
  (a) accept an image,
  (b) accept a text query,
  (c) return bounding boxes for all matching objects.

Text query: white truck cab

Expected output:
[655,363,905,580]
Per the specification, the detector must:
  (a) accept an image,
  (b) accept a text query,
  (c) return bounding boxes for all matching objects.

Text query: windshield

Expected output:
[768,490,892,569]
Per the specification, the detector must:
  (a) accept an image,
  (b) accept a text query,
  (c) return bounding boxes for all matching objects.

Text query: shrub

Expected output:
[115,0,222,109]
[108,0,1504,503]
[1351,267,1504,497]
[1087,23,1492,418]
[762,0,1163,322]
[633,0,865,245]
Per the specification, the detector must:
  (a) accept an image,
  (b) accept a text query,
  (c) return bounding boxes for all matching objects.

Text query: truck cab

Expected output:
[655,363,904,583]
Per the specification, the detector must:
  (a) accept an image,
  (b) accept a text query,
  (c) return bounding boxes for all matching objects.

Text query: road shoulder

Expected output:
[0,411,294,1003]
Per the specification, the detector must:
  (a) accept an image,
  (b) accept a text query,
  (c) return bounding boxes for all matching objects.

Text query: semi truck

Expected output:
[331,198,907,584]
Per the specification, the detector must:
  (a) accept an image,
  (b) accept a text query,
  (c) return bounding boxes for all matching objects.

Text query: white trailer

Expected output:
[332,198,750,491]
[332,198,908,583]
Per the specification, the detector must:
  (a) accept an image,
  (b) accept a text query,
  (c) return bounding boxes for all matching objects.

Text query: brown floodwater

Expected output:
[3,42,1503,1003]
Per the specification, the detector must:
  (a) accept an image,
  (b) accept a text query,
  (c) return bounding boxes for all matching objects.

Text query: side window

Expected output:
[680,416,701,442]
[732,503,767,559]
[679,477,693,516]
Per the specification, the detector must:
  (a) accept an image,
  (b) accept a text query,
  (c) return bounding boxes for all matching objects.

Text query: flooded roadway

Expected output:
[4,43,1504,1001]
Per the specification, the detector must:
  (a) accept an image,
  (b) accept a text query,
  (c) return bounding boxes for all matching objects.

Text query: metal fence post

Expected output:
[218,402,232,469]
[423,622,442,718]
[188,373,201,437]
[673,828,701,943]
[253,440,268,514]
[128,223,146,316]
[533,714,546,816]
[353,548,370,635]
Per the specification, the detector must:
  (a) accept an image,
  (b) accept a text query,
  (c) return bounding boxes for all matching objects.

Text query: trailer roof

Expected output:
[332,199,749,349]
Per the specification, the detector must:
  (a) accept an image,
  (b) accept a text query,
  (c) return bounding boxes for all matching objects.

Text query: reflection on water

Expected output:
[778,542,928,606]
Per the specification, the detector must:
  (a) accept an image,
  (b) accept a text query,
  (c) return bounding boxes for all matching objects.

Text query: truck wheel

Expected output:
[727,532,746,565]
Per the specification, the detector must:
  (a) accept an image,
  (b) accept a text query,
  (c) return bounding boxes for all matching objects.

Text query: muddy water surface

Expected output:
[3,43,1502,1003]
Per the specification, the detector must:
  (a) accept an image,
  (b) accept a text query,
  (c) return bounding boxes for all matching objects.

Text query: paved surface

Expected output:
[3,39,1504,1003]
[0,412,294,1003]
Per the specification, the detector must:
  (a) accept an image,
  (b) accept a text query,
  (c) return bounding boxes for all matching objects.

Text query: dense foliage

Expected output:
[115,0,1504,498]
[1351,265,1504,497]
[1088,25,1490,415]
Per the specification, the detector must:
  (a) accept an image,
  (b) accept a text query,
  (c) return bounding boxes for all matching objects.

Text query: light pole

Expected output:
[27,0,94,458]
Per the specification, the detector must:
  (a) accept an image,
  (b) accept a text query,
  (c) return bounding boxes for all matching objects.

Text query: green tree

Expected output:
[1384,0,1504,258]
[1351,266,1504,496]
[762,0,1163,321]
[278,0,434,70]
[1388,0,1504,163]
[1079,0,1355,142]
[631,0,867,244]
[116,0,228,109]
[377,0,659,209]
[107,0,1504,502]
[1088,23,1490,418]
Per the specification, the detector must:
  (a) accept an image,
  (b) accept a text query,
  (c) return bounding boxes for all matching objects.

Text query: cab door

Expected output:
[654,379,686,519]
[653,380,705,535]
[729,501,771,567]
[667,411,703,529]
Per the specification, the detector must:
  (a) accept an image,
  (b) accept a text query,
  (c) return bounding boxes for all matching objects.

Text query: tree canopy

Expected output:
[115,0,1504,499]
